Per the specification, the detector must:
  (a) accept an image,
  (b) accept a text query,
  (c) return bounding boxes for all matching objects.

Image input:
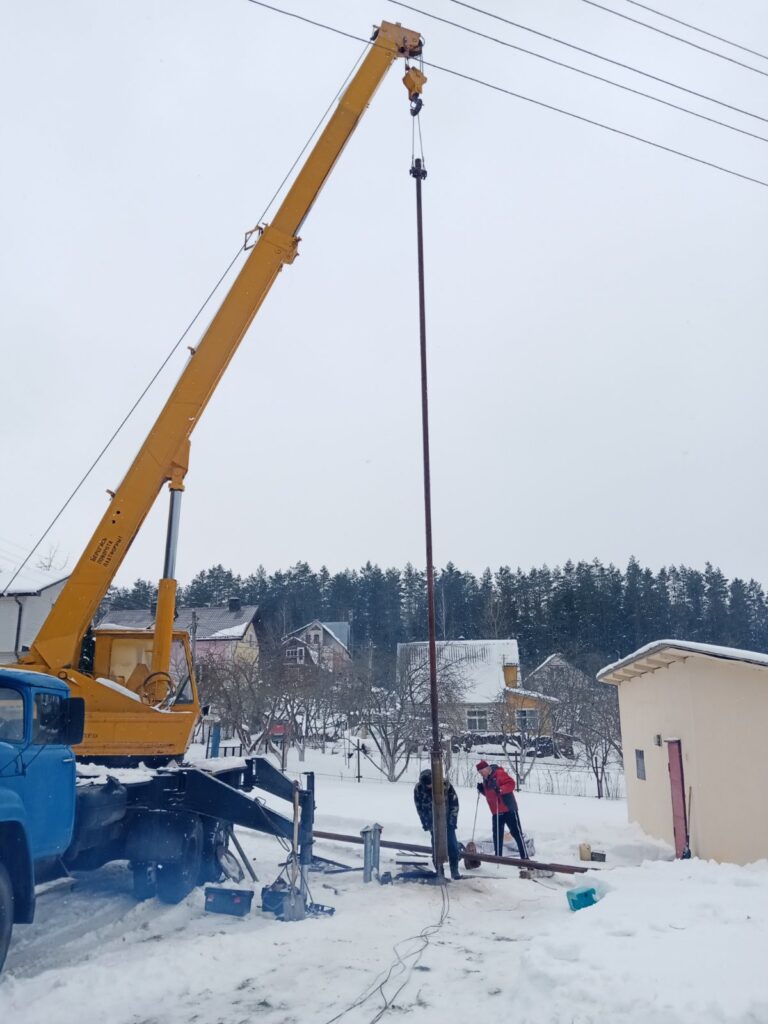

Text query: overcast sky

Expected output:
[2,0,767,594]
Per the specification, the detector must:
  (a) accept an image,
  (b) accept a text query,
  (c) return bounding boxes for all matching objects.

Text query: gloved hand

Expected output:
[476,782,484,794]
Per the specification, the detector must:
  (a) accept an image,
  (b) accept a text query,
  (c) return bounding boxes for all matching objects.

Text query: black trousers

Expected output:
[492,799,527,859]
[429,824,460,870]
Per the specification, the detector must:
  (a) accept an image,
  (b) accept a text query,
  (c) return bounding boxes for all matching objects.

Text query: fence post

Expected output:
[361,823,382,883]
[210,720,221,758]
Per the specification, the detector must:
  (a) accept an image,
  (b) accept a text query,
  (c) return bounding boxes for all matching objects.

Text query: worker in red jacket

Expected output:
[476,759,528,859]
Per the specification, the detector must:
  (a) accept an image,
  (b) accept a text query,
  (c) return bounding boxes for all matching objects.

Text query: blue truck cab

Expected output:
[0,667,85,971]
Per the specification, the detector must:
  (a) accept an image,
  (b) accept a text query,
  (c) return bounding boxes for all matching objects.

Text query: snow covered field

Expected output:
[1,749,767,1024]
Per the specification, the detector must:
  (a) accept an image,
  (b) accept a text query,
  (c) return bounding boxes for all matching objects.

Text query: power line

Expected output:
[617,0,768,63]
[581,0,768,79]
[243,0,768,189]
[389,1,768,144]
[444,0,768,125]
[421,57,768,189]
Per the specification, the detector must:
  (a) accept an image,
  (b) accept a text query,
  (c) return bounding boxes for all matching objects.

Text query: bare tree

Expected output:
[35,544,68,573]
[357,645,468,782]
[197,644,279,754]
[491,697,549,788]
[530,653,623,797]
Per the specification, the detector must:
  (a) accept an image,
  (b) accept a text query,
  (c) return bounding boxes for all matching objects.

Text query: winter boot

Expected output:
[450,864,462,880]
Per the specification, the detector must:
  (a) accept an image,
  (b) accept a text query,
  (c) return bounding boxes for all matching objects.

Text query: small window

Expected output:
[467,709,488,731]
[515,708,540,733]
[635,749,646,781]
[33,693,66,744]
[285,647,304,664]
[0,686,25,743]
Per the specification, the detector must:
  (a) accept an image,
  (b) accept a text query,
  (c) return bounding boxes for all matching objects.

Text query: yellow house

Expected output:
[397,639,534,734]
[501,656,559,738]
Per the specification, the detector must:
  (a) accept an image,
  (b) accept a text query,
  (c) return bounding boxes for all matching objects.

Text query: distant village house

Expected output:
[282,619,352,674]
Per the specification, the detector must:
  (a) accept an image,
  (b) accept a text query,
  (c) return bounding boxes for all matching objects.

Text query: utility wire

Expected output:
[389,1,768,144]
[0,250,242,598]
[444,0,768,125]
[617,0,768,63]
[243,0,768,188]
[581,0,768,79]
[422,57,768,188]
[1,43,369,599]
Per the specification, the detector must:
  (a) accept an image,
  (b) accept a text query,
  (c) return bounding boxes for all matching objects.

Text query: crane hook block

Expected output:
[403,66,427,116]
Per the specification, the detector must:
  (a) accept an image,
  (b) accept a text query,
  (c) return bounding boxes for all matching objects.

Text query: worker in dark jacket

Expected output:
[413,768,462,880]
[476,759,528,859]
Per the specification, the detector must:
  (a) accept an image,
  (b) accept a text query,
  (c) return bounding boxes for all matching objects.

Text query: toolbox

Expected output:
[204,886,254,917]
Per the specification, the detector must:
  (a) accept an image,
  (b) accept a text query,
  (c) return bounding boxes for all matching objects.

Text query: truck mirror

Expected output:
[64,697,86,746]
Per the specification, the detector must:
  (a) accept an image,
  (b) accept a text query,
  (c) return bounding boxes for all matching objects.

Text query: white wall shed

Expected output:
[598,640,768,866]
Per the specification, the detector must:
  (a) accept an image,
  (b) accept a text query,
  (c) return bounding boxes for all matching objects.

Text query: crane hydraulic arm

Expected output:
[11,21,424,762]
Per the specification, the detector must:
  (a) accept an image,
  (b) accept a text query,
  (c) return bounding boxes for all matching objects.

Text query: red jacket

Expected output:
[479,765,516,815]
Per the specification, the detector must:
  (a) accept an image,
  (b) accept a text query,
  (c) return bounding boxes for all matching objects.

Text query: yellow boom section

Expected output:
[22,21,422,677]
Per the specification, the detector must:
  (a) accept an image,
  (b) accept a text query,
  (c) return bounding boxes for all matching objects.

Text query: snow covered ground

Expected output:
[2,749,767,1024]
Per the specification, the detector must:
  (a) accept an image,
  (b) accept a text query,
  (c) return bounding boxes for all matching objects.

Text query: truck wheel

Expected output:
[156,819,203,904]
[132,861,157,902]
[0,863,14,974]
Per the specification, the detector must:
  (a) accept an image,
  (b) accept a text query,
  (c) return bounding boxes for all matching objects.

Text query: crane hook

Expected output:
[403,65,427,117]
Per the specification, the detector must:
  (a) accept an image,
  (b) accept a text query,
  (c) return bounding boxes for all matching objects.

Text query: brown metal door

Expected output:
[667,739,688,858]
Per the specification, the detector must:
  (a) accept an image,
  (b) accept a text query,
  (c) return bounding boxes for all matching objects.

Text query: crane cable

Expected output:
[243,1,768,189]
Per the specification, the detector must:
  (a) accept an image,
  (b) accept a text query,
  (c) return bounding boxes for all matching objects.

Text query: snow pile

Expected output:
[2,749,767,1024]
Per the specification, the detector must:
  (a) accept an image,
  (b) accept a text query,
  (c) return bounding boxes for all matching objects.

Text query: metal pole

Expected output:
[410,155,447,875]
[356,742,361,783]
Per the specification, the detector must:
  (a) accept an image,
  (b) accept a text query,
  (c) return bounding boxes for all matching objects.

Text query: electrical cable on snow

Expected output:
[322,882,450,1024]
[1,45,369,597]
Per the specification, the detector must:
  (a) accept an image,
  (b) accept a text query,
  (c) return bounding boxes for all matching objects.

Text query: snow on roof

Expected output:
[512,687,559,704]
[286,619,351,652]
[0,566,69,596]
[94,677,142,702]
[100,605,258,641]
[322,621,351,650]
[397,639,519,704]
[598,638,768,685]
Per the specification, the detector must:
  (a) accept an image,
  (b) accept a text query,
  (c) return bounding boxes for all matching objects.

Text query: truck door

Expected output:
[23,691,77,860]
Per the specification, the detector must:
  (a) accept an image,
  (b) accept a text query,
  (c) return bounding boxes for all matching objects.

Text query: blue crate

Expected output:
[566,885,598,911]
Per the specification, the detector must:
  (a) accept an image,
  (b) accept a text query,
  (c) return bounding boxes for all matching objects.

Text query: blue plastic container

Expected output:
[566,885,598,911]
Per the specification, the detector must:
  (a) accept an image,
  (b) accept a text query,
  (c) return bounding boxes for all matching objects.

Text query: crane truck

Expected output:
[0,20,425,972]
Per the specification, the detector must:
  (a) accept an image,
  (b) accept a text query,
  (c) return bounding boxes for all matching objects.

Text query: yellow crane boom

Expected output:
[10,20,424,762]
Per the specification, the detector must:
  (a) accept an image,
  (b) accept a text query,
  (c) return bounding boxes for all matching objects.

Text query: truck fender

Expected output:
[0,822,35,924]
[125,810,201,865]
